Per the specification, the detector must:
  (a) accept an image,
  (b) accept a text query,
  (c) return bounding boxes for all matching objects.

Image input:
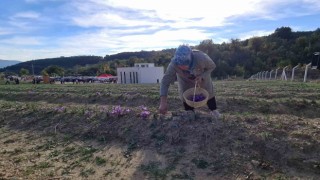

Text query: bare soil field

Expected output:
[0,80,319,180]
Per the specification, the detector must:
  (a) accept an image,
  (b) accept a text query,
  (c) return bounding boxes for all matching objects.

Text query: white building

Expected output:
[117,63,164,84]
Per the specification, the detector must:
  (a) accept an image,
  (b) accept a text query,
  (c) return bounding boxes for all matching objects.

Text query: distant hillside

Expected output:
[104,49,175,61]
[0,60,21,68]
[1,56,104,75]
[0,50,175,75]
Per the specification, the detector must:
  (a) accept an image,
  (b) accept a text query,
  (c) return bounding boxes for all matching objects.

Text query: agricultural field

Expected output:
[0,80,319,179]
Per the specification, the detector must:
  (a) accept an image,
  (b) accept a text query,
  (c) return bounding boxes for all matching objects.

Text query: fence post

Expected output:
[281,66,288,81]
[291,65,299,81]
[269,70,273,80]
[265,71,268,80]
[275,68,280,79]
[304,63,311,82]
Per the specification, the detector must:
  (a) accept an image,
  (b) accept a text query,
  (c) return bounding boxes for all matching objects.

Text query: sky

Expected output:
[0,0,320,62]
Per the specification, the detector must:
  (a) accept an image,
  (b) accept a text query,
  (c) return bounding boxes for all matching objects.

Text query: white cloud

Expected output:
[71,0,262,28]
[8,11,42,31]
[238,30,275,40]
[0,36,45,46]
[0,45,44,61]
[72,13,164,28]
[0,27,13,36]
[12,11,40,19]
[99,0,259,19]
[24,0,38,3]
[51,27,212,56]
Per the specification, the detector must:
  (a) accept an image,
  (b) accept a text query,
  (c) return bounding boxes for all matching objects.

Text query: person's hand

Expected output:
[159,102,168,114]
[159,96,168,114]
[195,76,203,84]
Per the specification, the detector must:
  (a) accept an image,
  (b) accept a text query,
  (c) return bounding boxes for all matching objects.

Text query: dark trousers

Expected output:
[183,96,217,111]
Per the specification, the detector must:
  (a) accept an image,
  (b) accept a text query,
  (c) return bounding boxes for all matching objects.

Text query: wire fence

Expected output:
[250,64,320,83]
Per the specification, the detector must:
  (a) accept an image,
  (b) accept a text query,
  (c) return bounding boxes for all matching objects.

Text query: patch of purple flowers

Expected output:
[111,105,131,117]
[54,106,66,113]
[139,105,150,119]
[84,110,93,118]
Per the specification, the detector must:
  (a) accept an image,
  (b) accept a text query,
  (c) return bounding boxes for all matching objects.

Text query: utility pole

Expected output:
[32,64,34,76]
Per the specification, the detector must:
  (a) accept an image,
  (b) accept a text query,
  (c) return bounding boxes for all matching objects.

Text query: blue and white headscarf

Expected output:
[173,45,192,66]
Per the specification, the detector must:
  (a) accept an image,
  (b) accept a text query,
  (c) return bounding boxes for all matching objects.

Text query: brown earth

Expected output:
[0,81,319,179]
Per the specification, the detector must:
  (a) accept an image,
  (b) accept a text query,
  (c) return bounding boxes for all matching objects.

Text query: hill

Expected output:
[104,49,175,61]
[0,56,104,75]
[0,60,21,68]
[0,49,175,75]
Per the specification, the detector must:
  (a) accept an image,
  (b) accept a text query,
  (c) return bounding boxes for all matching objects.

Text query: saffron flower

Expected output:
[188,93,206,102]
[139,105,150,119]
[54,106,66,113]
[111,105,131,117]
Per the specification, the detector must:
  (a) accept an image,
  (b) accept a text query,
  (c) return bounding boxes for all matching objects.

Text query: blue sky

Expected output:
[0,0,319,62]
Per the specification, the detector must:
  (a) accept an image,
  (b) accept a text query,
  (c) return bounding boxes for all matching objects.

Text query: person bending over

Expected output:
[159,44,221,119]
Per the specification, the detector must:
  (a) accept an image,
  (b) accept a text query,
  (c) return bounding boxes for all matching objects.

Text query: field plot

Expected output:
[0,81,319,179]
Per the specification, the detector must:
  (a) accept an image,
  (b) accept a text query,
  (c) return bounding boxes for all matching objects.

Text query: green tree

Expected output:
[20,68,29,76]
[0,72,4,80]
[248,37,263,53]
[42,65,65,76]
[276,59,291,68]
[41,70,49,76]
[235,65,245,77]
[128,56,140,67]
[197,39,215,56]
[274,27,293,40]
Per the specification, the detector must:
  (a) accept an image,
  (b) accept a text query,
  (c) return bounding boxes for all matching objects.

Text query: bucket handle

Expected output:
[192,81,199,103]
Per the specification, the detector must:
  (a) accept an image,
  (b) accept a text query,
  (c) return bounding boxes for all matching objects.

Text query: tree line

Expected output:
[1,27,320,79]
